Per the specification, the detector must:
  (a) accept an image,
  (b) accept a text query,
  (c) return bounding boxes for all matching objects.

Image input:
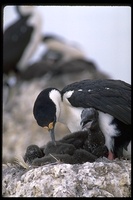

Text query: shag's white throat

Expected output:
[49,89,83,132]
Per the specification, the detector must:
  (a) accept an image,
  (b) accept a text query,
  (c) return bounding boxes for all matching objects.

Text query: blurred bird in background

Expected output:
[19,33,110,80]
[3,5,42,107]
[42,34,86,64]
[3,5,42,75]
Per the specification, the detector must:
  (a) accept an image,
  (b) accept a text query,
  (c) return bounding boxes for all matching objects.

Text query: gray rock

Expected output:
[2,159,131,197]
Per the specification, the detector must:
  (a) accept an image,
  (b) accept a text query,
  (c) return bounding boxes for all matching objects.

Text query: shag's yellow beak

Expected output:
[44,122,56,145]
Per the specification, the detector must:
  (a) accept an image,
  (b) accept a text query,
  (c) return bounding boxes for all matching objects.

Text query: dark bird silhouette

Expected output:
[3,6,42,75]
[24,144,44,165]
[33,79,131,160]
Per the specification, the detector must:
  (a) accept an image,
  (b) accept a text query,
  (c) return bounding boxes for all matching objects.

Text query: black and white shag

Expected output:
[33,79,131,160]
[3,6,42,74]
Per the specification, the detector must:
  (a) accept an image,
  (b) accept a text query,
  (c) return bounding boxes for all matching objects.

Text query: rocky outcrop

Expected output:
[2,159,131,197]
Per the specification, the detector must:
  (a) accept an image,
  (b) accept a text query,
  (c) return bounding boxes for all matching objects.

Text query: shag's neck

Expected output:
[49,89,84,132]
[59,93,84,132]
[49,89,62,121]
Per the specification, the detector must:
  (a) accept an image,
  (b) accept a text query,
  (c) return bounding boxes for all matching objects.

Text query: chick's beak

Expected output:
[44,122,56,145]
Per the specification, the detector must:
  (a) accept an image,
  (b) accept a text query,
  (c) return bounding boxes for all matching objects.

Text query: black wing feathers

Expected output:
[62,79,131,124]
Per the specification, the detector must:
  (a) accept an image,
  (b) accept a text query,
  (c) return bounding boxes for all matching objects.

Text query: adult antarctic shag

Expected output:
[3,6,42,74]
[33,79,131,160]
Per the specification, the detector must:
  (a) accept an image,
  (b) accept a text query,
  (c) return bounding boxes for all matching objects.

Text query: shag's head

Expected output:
[33,88,61,144]
[16,6,36,17]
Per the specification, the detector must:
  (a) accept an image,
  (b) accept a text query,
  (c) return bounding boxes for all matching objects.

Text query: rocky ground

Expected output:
[2,159,131,197]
